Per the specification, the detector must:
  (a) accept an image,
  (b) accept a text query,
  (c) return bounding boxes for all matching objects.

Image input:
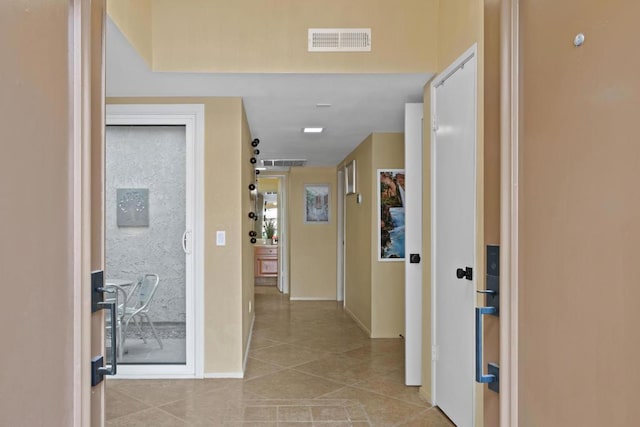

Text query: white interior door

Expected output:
[432,48,477,426]
[405,103,423,385]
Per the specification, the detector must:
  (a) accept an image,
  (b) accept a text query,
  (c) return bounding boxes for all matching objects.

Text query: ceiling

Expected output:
[106,19,433,168]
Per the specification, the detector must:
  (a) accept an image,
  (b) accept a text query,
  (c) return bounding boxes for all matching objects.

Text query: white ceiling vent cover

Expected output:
[308,28,371,52]
[262,159,307,167]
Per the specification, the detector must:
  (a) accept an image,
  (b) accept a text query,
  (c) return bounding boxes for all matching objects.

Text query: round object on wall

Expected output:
[251,138,260,147]
[250,157,257,164]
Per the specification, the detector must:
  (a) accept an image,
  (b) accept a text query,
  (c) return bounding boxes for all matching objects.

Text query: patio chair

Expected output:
[121,273,163,351]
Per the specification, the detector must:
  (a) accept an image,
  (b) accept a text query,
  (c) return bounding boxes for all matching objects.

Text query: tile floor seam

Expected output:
[104,386,156,416]
[288,367,363,387]
[347,383,431,409]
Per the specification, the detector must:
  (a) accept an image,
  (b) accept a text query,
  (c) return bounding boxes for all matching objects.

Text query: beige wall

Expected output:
[343,136,374,333]
[108,0,438,73]
[241,104,255,362]
[257,177,279,193]
[107,97,249,374]
[518,2,640,425]
[107,0,152,65]
[370,133,406,338]
[289,167,338,299]
[437,0,483,69]
[341,133,405,338]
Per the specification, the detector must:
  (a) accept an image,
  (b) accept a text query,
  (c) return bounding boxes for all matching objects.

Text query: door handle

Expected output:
[91,277,118,386]
[409,253,421,264]
[456,266,473,280]
[182,230,192,254]
[96,298,118,377]
[475,306,497,384]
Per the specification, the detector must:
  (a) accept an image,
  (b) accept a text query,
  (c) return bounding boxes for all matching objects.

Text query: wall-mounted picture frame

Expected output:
[345,159,357,195]
[304,184,330,224]
[378,169,405,261]
[117,188,149,227]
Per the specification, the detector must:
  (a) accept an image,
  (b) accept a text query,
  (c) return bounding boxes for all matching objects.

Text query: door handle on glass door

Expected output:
[182,230,192,254]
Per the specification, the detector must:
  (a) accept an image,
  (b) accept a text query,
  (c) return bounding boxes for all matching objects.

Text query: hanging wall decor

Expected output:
[378,169,405,260]
[304,184,330,224]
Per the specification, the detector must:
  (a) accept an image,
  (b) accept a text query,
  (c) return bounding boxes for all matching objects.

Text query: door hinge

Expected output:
[432,345,439,361]
[432,116,438,132]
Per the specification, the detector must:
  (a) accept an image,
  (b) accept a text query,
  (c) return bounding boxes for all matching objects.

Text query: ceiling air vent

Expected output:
[308,28,371,52]
[262,159,307,168]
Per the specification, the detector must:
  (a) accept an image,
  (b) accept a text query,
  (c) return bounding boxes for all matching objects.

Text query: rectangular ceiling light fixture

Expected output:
[303,127,324,133]
[308,28,372,52]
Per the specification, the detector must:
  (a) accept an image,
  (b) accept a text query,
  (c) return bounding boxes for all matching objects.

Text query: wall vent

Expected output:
[262,159,307,167]
[308,28,371,52]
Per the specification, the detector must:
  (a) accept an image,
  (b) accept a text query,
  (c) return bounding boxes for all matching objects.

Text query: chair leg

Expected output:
[133,316,147,344]
[143,313,163,349]
[117,319,124,360]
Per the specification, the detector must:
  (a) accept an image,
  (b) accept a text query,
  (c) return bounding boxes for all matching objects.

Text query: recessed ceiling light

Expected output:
[316,103,332,108]
[303,127,324,133]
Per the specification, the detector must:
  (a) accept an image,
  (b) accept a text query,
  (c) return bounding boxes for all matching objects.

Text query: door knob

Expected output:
[456,267,473,281]
[409,254,421,264]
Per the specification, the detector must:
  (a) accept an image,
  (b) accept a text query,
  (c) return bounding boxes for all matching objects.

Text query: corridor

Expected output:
[106,287,453,426]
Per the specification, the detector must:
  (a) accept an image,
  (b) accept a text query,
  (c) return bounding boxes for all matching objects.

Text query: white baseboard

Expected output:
[243,313,256,375]
[344,306,372,337]
[289,297,335,301]
[203,372,244,379]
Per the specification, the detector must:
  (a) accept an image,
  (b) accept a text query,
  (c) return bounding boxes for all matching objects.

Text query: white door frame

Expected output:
[405,103,423,386]
[501,1,520,425]
[105,104,205,378]
[274,174,289,294]
[336,168,345,302]
[430,44,478,415]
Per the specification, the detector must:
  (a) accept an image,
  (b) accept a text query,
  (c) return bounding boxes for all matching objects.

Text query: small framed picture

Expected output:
[304,184,330,224]
[345,160,356,195]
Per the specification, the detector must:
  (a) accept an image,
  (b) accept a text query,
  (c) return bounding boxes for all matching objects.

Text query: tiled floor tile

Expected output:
[244,357,286,380]
[243,406,278,421]
[250,344,330,368]
[107,287,430,427]
[244,370,344,399]
[294,354,388,385]
[278,406,312,422]
[397,408,456,426]
[319,387,425,426]
[106,407,188,426]
[105,387,151,421]
[310,405,349,421]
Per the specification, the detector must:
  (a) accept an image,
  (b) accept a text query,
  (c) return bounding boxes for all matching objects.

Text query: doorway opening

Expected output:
[254,174,289,294]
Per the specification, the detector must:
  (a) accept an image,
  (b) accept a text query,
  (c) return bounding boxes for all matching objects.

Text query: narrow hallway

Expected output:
[106,287,453,426]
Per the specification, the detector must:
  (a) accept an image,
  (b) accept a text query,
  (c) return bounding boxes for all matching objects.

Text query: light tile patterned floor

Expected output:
[106,287,454,426]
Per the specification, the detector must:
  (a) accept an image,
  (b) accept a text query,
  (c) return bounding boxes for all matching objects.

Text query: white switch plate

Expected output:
[216,231,226,246]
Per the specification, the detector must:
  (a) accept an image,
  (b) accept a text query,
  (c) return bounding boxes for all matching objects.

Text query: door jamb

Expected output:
[430,44,479,413]
[336,168,345,302]
[501,1,520,425]
[105,103,205,378]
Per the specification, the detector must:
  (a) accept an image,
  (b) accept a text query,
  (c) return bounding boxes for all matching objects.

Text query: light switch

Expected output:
[216,231,226,246]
